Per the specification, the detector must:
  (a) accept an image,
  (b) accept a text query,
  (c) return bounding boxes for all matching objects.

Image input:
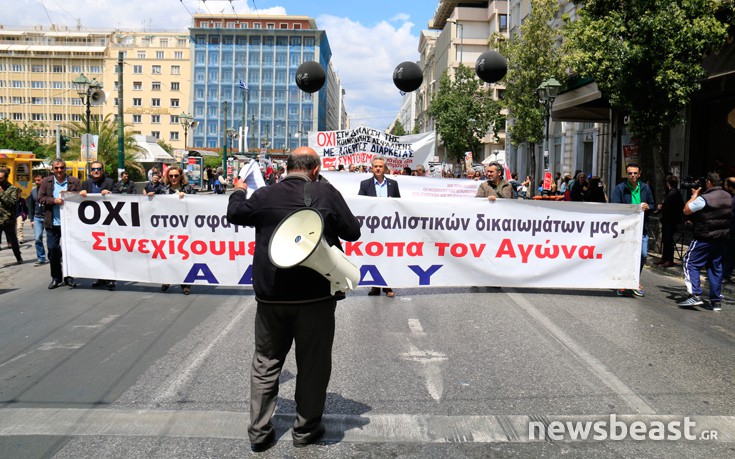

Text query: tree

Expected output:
[499,0,564,185]
[61,114,145,179]
[564,0,733,200]
[0,120,46,156]
[390,119,407,136]
[157,139,173,154]
[428,64,503,163]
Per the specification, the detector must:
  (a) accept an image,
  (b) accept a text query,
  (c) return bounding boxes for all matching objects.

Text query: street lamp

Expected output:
[179,112,198,150]
[72,73,103,162]
[537,77,561,172]
[226,128,238,156]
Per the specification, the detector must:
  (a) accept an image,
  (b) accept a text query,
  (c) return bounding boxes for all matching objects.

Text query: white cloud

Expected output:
[318,15,421,130]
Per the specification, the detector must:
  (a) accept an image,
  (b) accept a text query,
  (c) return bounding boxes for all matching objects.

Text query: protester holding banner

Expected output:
[80,161,116,290]
[475,162,512,201]
[157,165,196,294]
[39,158,81,289]
[226,146,361,452]
[359,154,400,298]
[611,163,654,297]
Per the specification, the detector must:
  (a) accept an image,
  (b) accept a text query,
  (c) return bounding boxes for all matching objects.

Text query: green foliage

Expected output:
[564,0,731,141]
[0,119,46,156]
[59,136,70,153]
[500,0,564,148]
[390,119,407,136]
[428,64,503,162]
[157,139,173,154]
[412,123,420,135]
[61,114,145,178]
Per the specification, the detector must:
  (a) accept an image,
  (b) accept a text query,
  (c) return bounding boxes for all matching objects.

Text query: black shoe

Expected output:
[368,287,381,296]
[91,279,107,288]
[293,424,325,448]
[106,281,117,291]
[182,286,190,295]
[251,430,277,453]
[16,258,23,265]
[161,284,169,292]
[48,279,62,289]
[63,277,77,288]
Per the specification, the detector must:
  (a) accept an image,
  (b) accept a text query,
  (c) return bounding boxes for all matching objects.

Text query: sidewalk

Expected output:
[644,249,734,297]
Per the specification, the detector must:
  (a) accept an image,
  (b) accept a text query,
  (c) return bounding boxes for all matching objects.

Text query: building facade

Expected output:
[188,14,341,155]
[0,26,110,142]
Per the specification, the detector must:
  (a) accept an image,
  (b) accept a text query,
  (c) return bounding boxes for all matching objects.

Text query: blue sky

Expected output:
[8,0,438,130]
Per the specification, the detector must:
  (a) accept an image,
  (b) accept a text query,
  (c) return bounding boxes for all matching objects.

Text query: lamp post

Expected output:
[226,128,238,156]
[179,112,198,151]
[72,73,103,164]
[537,77,561,172]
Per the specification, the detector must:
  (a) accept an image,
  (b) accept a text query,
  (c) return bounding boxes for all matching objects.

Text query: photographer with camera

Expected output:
[677,173,732,310]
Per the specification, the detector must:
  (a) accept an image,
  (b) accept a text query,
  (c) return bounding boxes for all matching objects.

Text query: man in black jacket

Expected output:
[227,147,361,452]
[113,171,136,194]
[656,175,684,267]
[678,173,733,310]
[80,161,116,290]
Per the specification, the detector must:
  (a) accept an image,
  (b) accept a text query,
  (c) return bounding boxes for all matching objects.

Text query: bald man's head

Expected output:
[287,147,321,178]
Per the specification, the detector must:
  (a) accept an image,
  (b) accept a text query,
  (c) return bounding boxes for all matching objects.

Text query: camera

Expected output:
[680,176,706,190]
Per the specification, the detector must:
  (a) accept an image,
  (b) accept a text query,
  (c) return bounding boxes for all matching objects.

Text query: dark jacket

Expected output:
[82,175,114,194]
[38,174,82,228]
[0,180,18,226]
[358,176,401,198]
[659,187,684,224]
[227,175,361,303]
[144,181,164,194]
[611,180,656,235]
[159,184,196,195]
[27,187,44,220]
[690,187,732,241]
[113,179,136,194]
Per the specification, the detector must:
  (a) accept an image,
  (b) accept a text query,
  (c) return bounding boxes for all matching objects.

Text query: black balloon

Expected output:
[475,51,507,84]
[295,61,326,93]
[393,61,423,93]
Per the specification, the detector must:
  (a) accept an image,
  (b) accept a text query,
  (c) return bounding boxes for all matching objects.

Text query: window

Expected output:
[170,98,179,108]
[53,114,63,121]
[32,113,45,121]
[156,51,164,59]
[89,66,101,73]
[133,81,143,90]
[151,131,160,139]
[171,65,180,75]
[151,114,160,123]
[53,65,64,73]
[71,65,82,73]
[53,98,63,105]
[152,65,161,74]
[160,38,169,47]
[114,98,119,106]
[53,81,64,89]
[226,22,236,29]
[170,115,179,124]
[152,98,161,107]
[253,23,261,29]
[71,114,82,121]
[114,82,119,91]
[12,97,24,104]
[12,80,24,88]
[266,23,275,29]
[133,98,142,106]
[171,82,180,91]
[133,65,143,74]
[152,81,161,91]
[133,115,142,123]
[293,23,301,30]
[13,113,24,120]
[499,14,508,32]
[31,65,44,72]
[177,38,187,47]
[138,51,146,59]
[174,51,183,59]
[170,132,179,141]
[32,97,45,105]
[12,64,24,72]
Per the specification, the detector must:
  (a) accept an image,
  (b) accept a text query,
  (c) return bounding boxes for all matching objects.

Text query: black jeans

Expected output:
[1,221,21,262]
[661,221,676,263]
[46,225,64,281]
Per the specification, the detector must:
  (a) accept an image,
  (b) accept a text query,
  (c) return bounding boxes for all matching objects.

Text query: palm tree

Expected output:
[60,114,145,179]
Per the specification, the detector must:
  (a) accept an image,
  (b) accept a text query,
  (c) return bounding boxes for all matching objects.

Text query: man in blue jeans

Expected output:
[611,163,655,297]
[27,174,48,266]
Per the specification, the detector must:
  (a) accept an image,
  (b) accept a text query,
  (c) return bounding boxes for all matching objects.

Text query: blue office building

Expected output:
[189,14,335,153]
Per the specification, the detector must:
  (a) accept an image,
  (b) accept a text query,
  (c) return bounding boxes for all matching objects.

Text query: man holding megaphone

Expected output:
[227,147,361,452]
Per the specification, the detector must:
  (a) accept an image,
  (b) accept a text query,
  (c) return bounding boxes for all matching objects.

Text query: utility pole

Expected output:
[117,52,125,179]
[222,101,228,179]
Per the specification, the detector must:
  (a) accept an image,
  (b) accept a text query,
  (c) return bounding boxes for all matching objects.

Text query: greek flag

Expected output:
[238,80,248,91]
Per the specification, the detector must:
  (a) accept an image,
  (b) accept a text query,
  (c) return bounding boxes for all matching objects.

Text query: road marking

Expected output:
[505,289,656,415]
[152,297,250,403]
[73,315,120,329]
[37,342,85,351]
[407,318,426,336]
[401,343,446,401]
[0,353,29,368]
[0,408,733,443]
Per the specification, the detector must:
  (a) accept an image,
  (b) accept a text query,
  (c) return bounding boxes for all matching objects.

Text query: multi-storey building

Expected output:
[188,13,342,154]
[0,25,111,142]
[106,31,192,150]
[413,0,509,162]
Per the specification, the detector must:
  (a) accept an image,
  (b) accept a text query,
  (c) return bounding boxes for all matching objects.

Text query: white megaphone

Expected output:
[90,89,106,106]
[269,207,360,295]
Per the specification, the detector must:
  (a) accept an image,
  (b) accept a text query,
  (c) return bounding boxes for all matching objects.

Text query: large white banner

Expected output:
[321,171,482,198]
[309,128,435,171]
[61,193,643,290]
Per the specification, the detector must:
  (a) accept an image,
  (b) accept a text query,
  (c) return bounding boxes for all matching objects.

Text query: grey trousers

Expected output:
[248,298,336,443]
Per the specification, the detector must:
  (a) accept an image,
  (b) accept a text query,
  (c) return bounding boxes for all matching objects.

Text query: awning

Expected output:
[551,81,610,122]
[132,135,176,163]
[187,149,220,157]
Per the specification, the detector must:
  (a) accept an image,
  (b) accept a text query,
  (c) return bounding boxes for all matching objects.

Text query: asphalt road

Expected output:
[1,239,734,458]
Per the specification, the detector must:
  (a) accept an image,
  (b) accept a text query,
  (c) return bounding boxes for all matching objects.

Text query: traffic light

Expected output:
[59,135,70,153]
